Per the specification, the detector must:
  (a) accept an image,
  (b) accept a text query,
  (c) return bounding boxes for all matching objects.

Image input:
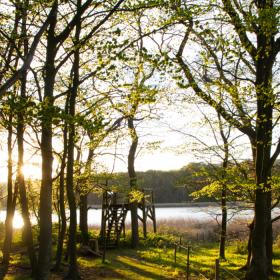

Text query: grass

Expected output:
[2,240,280,279]
[2,221,280,279]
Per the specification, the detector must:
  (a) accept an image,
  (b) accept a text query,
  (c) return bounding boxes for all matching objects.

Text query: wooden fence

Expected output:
[173,240,242,280]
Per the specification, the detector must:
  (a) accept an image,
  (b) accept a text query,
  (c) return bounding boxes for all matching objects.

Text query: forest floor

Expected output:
[2,239,280,280]
[2,222,280,279]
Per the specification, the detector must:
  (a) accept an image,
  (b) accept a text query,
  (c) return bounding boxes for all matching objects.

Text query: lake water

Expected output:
[86,206,256,227]
[1,205,279,229]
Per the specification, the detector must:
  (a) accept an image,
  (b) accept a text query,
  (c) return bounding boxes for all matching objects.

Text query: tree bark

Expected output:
[219,187,227,259]
[128,117,139,248]
[54,121,68,271]
[218,113,229,260]
[65,2,81,277]
[79,194,89,245]
[17,2,37,273]
[37,2,57,279]
[79,148,94,245]
[244,221,254,270]
[266,191,273,275]
[245,15,274,277]
[2,115,16,267]
[2,2,21,265]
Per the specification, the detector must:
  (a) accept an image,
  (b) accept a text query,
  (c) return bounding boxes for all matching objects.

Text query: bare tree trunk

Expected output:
[128,117,139,248]
[65,2,81,277]
[37,2,57,279]
[18,74,37,276]
[243,221,254,270]
[79,194,89,245]
[2,115,16,267]
[2,0,22,266]
[79,148,93,245]
[217,113,229,260]
[54,122,68,271]
[266,191,273,275]
[219,187,227,259]
[246,44,273,280]
[17,2,37,273]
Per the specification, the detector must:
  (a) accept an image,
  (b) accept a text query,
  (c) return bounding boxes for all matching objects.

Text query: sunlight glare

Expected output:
[13,214,24,229]
[22,163,41,180]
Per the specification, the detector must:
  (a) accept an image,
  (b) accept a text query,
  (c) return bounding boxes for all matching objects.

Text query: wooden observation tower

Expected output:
[100,189,156,247]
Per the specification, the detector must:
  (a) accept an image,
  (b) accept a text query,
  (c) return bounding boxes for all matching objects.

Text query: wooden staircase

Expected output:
[100,191,129,248]
[100,188,156,248]
[106,205,128,247]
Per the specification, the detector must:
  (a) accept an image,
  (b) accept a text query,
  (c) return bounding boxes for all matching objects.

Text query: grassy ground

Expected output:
[2,232,280,280]
[2,222,280,280]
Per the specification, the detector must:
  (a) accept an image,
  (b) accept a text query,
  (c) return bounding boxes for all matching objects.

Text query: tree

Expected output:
[153,1,280,278]
[36,1,127,277]
[1,101,16,269]
[93,10,162,246]
[0,2,57,96]
[1,1,38,272]
[17,1,37,272]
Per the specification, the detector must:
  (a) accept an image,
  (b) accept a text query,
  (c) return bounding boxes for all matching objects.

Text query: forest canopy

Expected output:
[0,0,279,279]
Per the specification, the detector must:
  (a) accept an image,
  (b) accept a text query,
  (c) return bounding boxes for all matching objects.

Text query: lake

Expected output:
[1,205,279,229]
[0,204,258,229]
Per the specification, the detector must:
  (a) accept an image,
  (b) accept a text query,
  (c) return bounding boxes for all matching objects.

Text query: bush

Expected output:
[233,240,247,254]
[274,234,280,248]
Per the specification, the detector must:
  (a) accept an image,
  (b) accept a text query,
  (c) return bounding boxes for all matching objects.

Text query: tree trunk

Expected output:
[219,187,227,259]
[2,0,21,266]
[17,74,37,276]
[266,191,273,275]
[2,116,16,267]
[79,148,94,245]
[17,4,37,273]
[65,2,81,277]
[79,194,89,245]
[246,25,273,278]
[54,122,67,271]
[243,221,254,270]
[128,117,139,248]
[217,112,229,260]
[37,3,57,279]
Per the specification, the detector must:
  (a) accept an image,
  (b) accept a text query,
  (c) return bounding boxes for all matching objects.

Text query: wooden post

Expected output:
[152,206,157,233]
[151,191,157,233]
[122,220,126,237]
[95,239,99,253]
[142,194,147,238]
[174,244,177,264]
[215,259,220,280]
[102,237,107,264]
[186,245,190,280]
[179,236,182,252]
[101,191,109,243]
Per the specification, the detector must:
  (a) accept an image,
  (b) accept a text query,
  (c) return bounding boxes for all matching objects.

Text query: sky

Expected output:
[0,97,253,183]
[94,100,251,174]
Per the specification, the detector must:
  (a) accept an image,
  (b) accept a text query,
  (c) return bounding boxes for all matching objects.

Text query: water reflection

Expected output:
[1,206,279,229]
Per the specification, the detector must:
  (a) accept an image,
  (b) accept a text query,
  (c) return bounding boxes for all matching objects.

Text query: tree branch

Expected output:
[176,27,256,140]
[222,0,257,61]
[0,3,57,97]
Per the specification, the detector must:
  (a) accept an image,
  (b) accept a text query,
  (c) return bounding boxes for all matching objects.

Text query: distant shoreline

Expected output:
[88,201,251,209]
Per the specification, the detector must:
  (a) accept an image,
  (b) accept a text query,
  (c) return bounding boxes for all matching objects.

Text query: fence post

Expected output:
[186,245,190,280]
[179,236,182,252]
[102,237,107,264]
[174,244,177,264]
[215,259,220,280]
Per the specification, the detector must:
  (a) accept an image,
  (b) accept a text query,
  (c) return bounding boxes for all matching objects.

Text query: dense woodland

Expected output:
[0,0,279,279]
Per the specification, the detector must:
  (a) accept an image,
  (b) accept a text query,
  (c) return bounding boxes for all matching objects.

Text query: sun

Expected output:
[12,213,24,229]
[22,163,41,180]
